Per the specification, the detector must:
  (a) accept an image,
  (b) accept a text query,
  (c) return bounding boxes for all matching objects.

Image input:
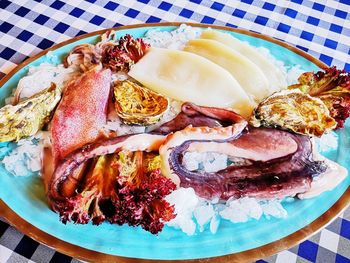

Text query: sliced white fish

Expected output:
[200,29,287,94]
[128,47,255,118]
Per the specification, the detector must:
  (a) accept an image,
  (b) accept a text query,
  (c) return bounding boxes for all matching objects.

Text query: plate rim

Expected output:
[0,22,348,262]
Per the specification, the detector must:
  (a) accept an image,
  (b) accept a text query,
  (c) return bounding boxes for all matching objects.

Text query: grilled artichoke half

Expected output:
[0,83,61,142]
[113,80,169,125]
[250,89,337,137]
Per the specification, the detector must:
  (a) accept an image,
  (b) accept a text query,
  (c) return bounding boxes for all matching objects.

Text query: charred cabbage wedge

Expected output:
[289,66,350,129]
[113,80,169,125]
[0,83,61,142]
[250,89,337,137]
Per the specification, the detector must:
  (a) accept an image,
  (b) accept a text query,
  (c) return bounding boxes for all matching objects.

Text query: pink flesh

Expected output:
[51,69,111,165]
[231,128,298,157]
[187,128,298,161]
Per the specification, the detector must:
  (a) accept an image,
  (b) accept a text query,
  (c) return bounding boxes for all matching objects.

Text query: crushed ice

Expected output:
[165,187,287,235]
[1,131,50,176]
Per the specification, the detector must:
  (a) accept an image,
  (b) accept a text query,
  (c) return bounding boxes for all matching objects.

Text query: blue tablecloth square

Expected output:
[76,30,88,36]
[0,0,12,9]
[179,8,194,19]
[70,7,85,18]
[334,9,348,19]
[225,22,238,28]
[0,47,16,60]
[158,1,172,11]
[296,44,309,52]
[319,54,333,66]
[190,0,202,4]
[336,254,350,263]
[277,22,291,33]
[0,220,8,236]
[232,8,246,18]
[324,38,338,49]
[340,219,350,239]
[146,16,161,23]
[17,30,34,42]
[37,39,55,50]
[285,8,298,18]
[104,1,119,11]
[306,16,320,26]
[298,240,319,262]
[300,30,314,41]
[125,8,140,18]
[0,22,14,34]
[13,236,39,259]
[34,14,50,25]
[312,2,326,12]
[201,16,215,24]
[14,6,30,17]
[138,0,151,4]
[51,251,73,263]
[329,23,343,33]
[54,22,70,34]
[255,15,269,26]
[113,22,122,28]
[50,0,65,10]
[241,0,254,4]
[211,2,225,12]
[90,15,105,26]
[262,2,276,11]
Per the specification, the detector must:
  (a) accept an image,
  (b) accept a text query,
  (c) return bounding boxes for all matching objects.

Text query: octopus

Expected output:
[47,102,328,204]
[157,103,327,200]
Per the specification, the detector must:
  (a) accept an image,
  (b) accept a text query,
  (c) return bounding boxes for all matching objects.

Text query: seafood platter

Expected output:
[0,23,349,261]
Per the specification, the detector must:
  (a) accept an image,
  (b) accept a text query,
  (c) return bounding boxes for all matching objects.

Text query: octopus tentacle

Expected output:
[48,133,165,201]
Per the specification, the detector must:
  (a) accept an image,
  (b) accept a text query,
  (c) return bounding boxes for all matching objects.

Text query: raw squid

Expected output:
[128,47,255,118]
[183,39,270,101]
[200,29,287,94]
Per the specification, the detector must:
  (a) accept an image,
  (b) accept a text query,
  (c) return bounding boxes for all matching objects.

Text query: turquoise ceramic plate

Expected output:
[0,23,349,261]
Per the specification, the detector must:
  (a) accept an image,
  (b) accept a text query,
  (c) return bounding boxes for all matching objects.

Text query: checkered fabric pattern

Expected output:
[0,0,349,262]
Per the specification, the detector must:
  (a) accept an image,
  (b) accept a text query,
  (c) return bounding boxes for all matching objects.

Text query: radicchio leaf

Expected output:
[102,34,150,72]
[53,151,176,234]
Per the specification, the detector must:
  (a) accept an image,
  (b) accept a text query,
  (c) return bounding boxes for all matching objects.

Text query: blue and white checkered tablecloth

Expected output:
[0,0,349,262]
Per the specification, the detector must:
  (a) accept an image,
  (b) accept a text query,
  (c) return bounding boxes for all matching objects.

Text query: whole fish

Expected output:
[51,69,111,165]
